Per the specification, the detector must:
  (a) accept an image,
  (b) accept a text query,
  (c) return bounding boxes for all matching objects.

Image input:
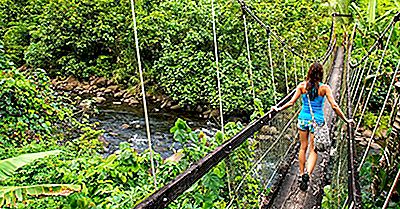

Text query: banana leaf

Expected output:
[0,150,62,181]
[0,184,81,207]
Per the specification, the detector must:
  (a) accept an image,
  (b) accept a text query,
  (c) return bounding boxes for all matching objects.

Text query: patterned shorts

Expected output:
[297,119,324,133]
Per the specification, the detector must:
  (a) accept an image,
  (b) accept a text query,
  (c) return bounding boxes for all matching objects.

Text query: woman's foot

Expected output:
[299,173,310,191]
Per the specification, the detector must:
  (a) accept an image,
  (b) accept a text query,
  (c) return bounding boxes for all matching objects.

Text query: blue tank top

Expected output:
[298,84,325,123]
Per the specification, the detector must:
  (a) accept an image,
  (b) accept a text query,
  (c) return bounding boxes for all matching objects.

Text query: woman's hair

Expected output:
[306,62,323,100]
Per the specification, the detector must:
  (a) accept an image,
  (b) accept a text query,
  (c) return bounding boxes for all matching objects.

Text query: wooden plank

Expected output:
[134,90,295,209]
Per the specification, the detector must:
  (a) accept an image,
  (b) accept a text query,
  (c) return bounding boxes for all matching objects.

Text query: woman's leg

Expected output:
[298,129,309,175]
[306,133,318,174]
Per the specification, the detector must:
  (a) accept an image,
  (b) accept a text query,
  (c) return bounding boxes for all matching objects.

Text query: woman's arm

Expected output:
[272,83,302,112]
[325,85,354,124]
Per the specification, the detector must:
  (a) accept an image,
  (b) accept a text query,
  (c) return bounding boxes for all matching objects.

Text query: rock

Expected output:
[154,108,160,112]
[257,135,273,141]
[128,99,139,105]
[210,109,219,117]
[135,124,141,129]
[171,104,181,110]
[108,85,119,92]
[107,79,115,86]
[97,87,105,93]
[96,91,105,97]
[260,125,270,133]
[270,126,279,135]
[164,150,184,164]
[203,110,212,115]
[196,105,203,112]
[94,97,106,104]
[89,85,97,91]
[98,134,109,146]
[123,92,131,99]
[114,91,124,98]
[160,101,168,109]
[95,77,107,87]
[82,85,91,90]
[121,124,130,129]
[362,130,373,138]
[113,102,122,105]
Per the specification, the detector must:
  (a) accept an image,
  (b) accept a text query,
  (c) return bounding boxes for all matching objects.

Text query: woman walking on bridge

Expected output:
[272,62,354,191]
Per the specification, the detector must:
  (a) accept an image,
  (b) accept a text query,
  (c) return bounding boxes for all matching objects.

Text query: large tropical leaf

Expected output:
[0,150,62,181]
[0,184,81,207]
[368,0,376,25]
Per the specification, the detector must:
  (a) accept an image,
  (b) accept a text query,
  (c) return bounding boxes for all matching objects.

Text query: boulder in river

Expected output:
[121,124,130,129]
[95,77,107,87]
[94,96,106,104]
[164,150,184,164]
[171,104,181,110]
[114,91,125,98]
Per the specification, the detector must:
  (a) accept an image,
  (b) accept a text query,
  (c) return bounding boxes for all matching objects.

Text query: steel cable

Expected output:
[129,0,157,188]
[358,60,400,171]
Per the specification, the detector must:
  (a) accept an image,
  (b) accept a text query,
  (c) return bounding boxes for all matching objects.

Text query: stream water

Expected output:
[89,102,219,158]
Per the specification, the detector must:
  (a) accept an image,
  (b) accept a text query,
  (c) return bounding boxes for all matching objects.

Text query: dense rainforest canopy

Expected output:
[0,0,399,208]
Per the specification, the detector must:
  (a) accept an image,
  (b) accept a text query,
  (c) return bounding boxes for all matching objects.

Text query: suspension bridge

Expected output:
[128,0,400,208]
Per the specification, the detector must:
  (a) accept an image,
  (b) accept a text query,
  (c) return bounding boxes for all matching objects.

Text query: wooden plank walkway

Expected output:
[265,46,345,209]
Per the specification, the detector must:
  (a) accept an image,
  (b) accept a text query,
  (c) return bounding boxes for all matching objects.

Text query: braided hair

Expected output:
[306,62,324,100]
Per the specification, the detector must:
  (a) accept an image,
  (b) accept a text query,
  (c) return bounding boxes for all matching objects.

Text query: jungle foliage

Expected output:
[1,0,400,208]
[0,0,332,113]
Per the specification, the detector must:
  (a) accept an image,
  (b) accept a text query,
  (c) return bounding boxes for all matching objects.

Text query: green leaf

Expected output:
[0,150,62,181]
[0,184,81,207]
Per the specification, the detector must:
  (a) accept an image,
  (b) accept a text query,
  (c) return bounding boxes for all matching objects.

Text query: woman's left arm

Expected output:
[272,83,302,112]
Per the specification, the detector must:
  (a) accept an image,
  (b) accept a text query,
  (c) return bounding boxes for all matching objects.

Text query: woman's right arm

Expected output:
[325,85,354,124]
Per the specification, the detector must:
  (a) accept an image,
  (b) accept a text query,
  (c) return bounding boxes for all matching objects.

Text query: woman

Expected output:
[272,62,354,191]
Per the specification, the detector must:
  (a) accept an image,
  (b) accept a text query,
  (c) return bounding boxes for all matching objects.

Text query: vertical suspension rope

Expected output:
[267,29,277,103]
[243,12,256,100]
[283,50,289,94]
[355,25,395,132]
[353,60,374,108]
[211,0,224,133]
[382,168,400,209]
[351,58,369,101]
[294,55,298,85]
[129,0,157,188]
[301,59,305,78]
[212,0,231,199]
[358,60,400,171]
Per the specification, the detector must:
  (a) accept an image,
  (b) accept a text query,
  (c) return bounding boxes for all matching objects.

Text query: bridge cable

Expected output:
[283,50,289,94]
[211,0,231,198]
[382,168,400,209]
[350,58,369,102]
[237,0,313,62]
[267,29,277,103]
[354,24,394,134]
[350,13,398,68]
[129,0,157,188]
[242,12,256,101]
[357,60,400,171]
[226,110,299,208]
[294,55,298,84]
[353,59,374,109]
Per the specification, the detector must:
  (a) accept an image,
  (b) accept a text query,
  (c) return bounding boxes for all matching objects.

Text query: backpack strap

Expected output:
[306,93,315,123]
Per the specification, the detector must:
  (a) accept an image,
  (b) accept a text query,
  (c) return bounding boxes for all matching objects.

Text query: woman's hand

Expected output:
[271,106,281,112]
[346,119,356,127]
